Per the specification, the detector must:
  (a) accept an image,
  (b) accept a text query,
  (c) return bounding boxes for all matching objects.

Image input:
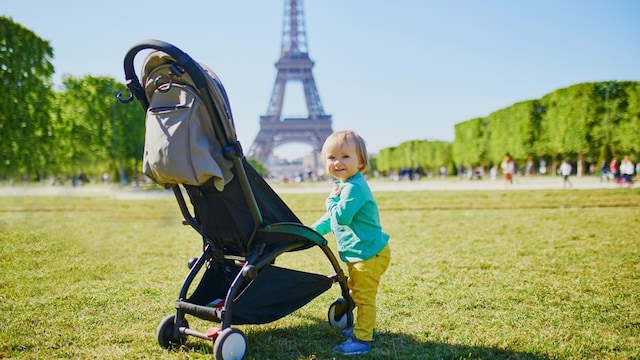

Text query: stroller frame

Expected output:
[119,40,354,359]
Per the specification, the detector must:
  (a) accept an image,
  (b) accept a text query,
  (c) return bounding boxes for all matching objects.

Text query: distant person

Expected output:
[539,159,547,175]
[560,159,573,189]
[619,156,635,186]
[599,159,609,182]
[439,166,447,178]
[609,157,619,182]
[489,165,498,181]
[414,165,422,180]
[525,158,534,176]
[501,154,515,185]
[467,164,475,180]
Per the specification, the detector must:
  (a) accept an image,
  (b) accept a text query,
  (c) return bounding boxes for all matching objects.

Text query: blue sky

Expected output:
[3,1,640,159]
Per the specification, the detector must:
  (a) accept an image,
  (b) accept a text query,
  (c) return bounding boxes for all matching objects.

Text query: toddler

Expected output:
[312,130,391,356]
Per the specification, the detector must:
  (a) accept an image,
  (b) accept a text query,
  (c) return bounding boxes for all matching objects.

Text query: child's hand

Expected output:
[330,184,341,197]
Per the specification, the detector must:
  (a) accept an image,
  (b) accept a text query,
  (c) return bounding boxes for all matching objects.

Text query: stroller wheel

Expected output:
[157,314,188,349]
[213,327,247,360]
[327,298,354,330]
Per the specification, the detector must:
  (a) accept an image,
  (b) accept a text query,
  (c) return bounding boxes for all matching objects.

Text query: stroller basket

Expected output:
[119,40,354,360]
[182,262,333,325]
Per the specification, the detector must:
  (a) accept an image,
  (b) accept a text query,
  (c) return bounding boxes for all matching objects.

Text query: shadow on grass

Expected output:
[173,319,551,360]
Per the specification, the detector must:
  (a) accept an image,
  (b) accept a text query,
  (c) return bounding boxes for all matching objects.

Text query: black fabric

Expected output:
[242,160,301,225]
[185,159,317,255]
[185,172,253,254]
[244,161,318,252]
[230,265,332,324]
[187,260,240,307]
[188,264,333,325]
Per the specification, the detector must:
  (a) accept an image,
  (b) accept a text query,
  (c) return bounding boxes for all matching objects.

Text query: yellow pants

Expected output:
[347,244,391,342]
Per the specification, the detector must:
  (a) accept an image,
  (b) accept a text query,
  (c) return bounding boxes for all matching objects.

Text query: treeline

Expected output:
[3,17,640,182]
[1,17,144,183]
[377,81,640,176]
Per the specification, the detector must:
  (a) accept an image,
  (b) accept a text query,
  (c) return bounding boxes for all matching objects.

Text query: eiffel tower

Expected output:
[248,0,333,168]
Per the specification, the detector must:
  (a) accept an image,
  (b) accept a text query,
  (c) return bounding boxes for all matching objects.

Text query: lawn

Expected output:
[1,187,639,359]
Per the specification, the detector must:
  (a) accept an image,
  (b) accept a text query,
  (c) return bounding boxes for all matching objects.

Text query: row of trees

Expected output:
[1,17,144,183]
[376,81,640,176]
[3,17,639,182]
[376,140,452,176]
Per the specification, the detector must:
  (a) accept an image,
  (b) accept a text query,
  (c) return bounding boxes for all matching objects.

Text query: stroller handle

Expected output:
[119,39,238,148]
[120,39,206,109]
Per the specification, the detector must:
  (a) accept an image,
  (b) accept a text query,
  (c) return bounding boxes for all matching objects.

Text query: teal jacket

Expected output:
[312,173,389,263]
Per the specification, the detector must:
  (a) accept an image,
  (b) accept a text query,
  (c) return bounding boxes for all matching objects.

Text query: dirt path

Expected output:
[0,176,627,199]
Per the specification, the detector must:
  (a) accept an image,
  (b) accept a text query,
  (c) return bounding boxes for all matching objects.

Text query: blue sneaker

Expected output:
[341,327,376,341]
[333,338,370,355]
[341,327,354,338]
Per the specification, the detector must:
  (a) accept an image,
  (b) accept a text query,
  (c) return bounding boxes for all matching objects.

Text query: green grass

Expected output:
[1,188,639,359]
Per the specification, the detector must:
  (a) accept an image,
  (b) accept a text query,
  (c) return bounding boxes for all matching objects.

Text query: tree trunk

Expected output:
[577,151,584,177]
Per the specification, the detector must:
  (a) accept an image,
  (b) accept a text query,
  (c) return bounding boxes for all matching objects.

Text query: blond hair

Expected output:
[321,130,369,174]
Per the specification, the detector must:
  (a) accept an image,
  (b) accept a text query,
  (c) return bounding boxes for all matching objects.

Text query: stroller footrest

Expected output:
[175,300,222,323]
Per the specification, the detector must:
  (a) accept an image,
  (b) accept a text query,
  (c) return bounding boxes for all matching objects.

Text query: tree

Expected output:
[376,147,393,174]
[538,84,597,174]
[53,75,144,182]
[486,100,539,166]
[452,117,489,169]
[376,140,452,176]
[601,82,640,160]
[0,17,54,179]
[616,82,640,159]
[246,157,268,176]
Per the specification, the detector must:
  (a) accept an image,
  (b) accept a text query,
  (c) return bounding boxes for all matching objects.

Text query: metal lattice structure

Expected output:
[248,0,333,164]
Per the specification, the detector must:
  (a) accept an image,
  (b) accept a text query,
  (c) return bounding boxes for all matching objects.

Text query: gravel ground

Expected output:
[0,175,629,200]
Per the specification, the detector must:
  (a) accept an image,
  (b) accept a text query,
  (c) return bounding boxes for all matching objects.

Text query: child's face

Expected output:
[323,141,363,182]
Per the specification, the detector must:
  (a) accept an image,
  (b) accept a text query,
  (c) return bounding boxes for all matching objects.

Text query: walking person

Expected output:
[599,159,609,182]
[560,159,572,189]
[610,157,619,183]
[501,153,515,185]
[619,156,635,186]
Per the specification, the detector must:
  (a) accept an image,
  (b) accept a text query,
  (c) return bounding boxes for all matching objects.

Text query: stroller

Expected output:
[117,40,354,360]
